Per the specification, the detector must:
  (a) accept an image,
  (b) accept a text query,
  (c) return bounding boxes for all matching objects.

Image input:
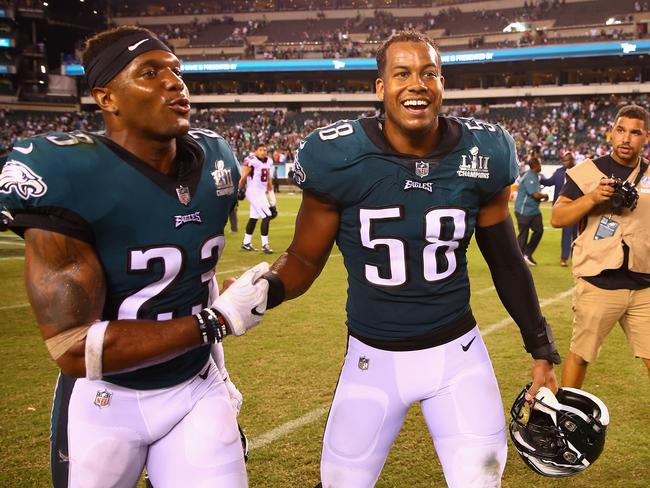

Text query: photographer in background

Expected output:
[551,104,650,387]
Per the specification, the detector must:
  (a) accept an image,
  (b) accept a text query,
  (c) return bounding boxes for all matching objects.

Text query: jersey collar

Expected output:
[360,115,462,160]
[96,134,204,205]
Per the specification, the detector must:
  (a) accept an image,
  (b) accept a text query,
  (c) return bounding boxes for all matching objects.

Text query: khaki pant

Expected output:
[571,278,650,362]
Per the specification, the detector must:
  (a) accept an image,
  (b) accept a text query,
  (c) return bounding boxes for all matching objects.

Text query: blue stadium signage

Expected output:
[0,38,13,48]
[63,40,650,76]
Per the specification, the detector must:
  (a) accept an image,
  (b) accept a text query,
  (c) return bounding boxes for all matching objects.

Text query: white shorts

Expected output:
[246,188,271,219]
[321,326,507,488]
[52,358,247,488]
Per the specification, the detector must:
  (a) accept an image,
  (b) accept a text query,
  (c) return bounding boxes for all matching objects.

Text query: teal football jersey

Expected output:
[0,128,240,389]
[295,116,518,341]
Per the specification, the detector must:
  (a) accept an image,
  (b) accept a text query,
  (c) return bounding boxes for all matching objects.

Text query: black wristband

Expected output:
[203,308,228,342]
[522,318,561,364]
[521,317,554,351]
[530,343,562,365]
[195,311,214,344]
[195,308,228,343]
[261,271,285,309]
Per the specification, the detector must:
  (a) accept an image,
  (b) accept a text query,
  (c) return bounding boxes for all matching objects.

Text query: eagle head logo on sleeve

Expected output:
[0,160,48,199]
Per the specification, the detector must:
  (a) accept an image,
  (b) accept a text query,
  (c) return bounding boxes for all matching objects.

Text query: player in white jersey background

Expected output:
[239,142,277,254]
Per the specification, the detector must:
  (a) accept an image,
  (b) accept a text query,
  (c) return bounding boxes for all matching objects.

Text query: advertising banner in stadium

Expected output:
[63,40,650,76]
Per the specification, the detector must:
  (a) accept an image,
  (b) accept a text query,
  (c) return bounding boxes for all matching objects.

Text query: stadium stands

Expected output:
[3,95,649,167]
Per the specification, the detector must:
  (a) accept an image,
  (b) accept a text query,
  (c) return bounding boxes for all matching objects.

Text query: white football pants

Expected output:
[245,188,271,219]
[321,326,507,488]
[64,358,247,488]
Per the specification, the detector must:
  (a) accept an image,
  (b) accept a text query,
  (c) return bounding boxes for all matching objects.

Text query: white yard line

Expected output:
[248,287,574,451]
[480,288,574,336]
[0,302,30,311]
[0,256,24,261]
[249,405,331,450]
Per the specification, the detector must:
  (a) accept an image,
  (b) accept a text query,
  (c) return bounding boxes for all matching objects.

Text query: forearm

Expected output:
[271,246,332,300]
[476,216,560,363]
[266,189,339,303]
[551,195,595,227]
[25,228,204,377]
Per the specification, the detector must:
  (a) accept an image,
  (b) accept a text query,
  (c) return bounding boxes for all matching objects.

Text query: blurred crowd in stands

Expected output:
[3,95,649,171]
[57,0,646,65]
[111,0,489,17]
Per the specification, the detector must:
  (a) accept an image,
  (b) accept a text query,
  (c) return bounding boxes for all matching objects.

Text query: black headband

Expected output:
[85,33,172,89]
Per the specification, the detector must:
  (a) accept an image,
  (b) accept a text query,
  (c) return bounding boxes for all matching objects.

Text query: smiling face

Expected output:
[376,41,444,152]
[610,115,649,167]
[100,50,191,141]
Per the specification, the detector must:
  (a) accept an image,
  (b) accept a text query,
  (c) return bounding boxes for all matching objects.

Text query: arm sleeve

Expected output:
[475,216,561,364]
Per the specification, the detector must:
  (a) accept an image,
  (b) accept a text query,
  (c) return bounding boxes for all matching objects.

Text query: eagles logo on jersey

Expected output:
[0,160,48,199]
[0,128,241,389]
[296,116,519,341]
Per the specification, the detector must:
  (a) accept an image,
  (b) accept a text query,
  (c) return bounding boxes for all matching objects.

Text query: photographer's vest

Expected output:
[568,158,650,278]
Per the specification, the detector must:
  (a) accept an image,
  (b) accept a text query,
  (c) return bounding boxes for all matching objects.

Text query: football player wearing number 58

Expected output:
[254,30,560,487]
[0,25,269,487]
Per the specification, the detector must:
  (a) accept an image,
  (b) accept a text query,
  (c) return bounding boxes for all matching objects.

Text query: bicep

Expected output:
[477,187,511,228]
[24,228,105,340]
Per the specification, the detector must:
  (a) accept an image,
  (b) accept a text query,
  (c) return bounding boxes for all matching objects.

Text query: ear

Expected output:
[375,77,384,102]
[440,74,445,89]
[92,87,118,114]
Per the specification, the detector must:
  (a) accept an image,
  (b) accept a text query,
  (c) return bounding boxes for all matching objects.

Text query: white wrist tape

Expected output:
[85,320,109,380]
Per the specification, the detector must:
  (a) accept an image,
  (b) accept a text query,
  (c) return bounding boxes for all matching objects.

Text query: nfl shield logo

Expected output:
[358,356,370,371]
[176,185,191,206]
[415,161,429,178]
[94,389,112,409]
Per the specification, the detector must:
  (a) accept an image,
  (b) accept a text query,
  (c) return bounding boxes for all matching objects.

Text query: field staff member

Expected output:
[551,104,650,387]
[0,25,270,487]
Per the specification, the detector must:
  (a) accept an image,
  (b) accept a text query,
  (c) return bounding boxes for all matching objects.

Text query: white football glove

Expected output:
[211,343,243,415]
[213,262,270,336]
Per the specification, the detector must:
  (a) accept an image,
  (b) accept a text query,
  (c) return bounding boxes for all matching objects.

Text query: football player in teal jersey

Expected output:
[254,31,561,487]
[0,26,270,487]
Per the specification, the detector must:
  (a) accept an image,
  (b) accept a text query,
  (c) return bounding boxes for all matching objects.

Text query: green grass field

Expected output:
[1,193,648,487]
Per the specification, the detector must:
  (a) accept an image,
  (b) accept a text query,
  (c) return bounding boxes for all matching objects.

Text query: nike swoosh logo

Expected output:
[461,336,476,352]
[13,143,33,155]
[299,139,307,149]
[198,364,210,380]
[251,307,264,316]
[128,38,150,51]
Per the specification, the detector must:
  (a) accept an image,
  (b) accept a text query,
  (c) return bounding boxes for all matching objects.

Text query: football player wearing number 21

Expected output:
[0,25,271,487]
[256,31,561,487]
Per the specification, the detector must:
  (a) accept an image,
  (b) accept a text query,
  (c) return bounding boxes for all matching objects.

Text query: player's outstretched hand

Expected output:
[525,359,558,402]
[213,262,270,336]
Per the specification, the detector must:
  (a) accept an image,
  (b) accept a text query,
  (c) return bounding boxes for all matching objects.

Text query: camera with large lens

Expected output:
[610,177,639,211]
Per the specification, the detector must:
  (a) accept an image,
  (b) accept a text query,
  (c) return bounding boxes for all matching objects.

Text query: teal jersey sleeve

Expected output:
[501,125,521,185]
[0,131,99,241]
[294,119,373,206]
